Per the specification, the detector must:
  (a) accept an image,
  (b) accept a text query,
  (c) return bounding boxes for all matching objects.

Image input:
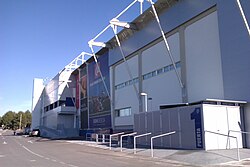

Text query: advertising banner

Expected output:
[76,74,80,109]
[80,67,88,129]
[88,52,111,128]
[89,115,111,129]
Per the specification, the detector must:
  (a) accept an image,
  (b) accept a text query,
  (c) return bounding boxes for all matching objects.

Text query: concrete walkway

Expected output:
[65,140,250,166]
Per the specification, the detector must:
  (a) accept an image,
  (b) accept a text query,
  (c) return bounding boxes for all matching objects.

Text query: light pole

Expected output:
[140,92,148,112]
[19,114,22,130]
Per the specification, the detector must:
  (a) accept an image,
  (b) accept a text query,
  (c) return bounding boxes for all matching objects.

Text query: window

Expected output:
[175,61,181,68]
[54,101,58,108]
[152,70,157,77]
[157,68,163,75]
[59,100,66,106]
[115,107,132,117]
[66,97,75,106]
[49,104,53,110]
[143,72,152,80]
[164,66,170,72]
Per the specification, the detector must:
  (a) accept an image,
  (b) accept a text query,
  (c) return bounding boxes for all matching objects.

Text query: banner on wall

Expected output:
[89,115,111,129]
[88,52,111,128]
[76,74,80,109]
[80,67,88,129]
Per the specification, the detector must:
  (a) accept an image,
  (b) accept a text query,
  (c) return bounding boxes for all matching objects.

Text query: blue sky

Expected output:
[0,0,151,116]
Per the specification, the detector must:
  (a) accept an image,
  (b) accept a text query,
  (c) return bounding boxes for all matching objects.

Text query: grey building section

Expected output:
[217,1,250,101]
[109,0,217,66]
[32,0,250,149]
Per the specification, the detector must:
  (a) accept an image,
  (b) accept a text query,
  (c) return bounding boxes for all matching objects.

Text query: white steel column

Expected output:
[147,0,184,88]
[236,0,250,37]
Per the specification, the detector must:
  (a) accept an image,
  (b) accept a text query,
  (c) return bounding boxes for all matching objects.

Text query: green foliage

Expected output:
[0,110,32,129]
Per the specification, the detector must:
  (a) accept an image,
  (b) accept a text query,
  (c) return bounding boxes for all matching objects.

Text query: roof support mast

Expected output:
[236,0,250,37]
[88,0,143,102]
[88,42,111,100]
[147,0,184,88]
[110,19,140,100]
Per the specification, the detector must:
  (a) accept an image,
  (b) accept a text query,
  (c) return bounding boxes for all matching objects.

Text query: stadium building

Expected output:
[32,0,250,150]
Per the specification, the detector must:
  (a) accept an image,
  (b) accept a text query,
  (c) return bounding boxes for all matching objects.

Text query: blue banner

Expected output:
[190,107,203,149]
[89,115,111,129]
[88,52,111,128]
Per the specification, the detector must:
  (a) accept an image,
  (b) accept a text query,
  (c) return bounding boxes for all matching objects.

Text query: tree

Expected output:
[1,111,16,129]
[24,110,32,128]
[1,110,32,129]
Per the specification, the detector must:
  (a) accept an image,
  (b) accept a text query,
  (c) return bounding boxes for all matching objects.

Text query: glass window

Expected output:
[49,104,53,110]
[164,66,170,72]
[157,68,163,75]
[176,61,181,68]
[143,72,152,80]
[152,70,157,77]
[133,77,139,83]
[54,101,58,108]
[115,107,132,117]
[169,64,174,70]
[129,80,133,85]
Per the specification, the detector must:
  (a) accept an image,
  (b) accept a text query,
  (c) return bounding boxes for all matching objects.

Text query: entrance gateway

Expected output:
[134,99,247,150]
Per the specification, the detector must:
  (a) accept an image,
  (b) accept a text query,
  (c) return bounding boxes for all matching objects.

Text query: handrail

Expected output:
[229,130,250,135]
[134,132,152,154]
[109,132,125,150]
[151,131,176,157]
[120,132,137,152]
[205,130,240,161]
[227,130,250,149]
[86,133,93,141]
[95,134,110,143]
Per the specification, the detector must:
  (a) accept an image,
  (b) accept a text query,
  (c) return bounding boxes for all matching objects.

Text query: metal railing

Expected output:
[86,133,94,141]
[120,132,137,152]
[151,131,176,157]
[227,130,250,149]
[134,132,152,154]
[205,130,240,161]
[109,132,125,150]
[95,134,110,143]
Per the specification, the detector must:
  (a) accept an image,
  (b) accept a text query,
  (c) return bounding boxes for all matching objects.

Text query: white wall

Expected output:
[185,11,224,102]
[58,115,74,129]
[43,109,58,129]
[44,71,72,106]
[203,104,242,150]
[31,78,44,129]
[114,55,139,127]
[32,78,44,110]
[142,33,182,110]
[31,97,42,129]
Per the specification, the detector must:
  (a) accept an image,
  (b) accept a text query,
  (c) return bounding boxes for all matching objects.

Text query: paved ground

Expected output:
[2,129,250,166]
[65,139,250,166]
[0,130,192,167]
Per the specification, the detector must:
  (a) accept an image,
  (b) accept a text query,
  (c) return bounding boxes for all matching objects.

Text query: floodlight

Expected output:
[88,40,107,48]
[140,92,148,112]
[110,18,137,30]
[140,92,147,96]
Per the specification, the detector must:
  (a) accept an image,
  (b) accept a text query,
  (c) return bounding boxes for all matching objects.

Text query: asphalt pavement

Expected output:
[0,130,191,167]
[2,129,250,167]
